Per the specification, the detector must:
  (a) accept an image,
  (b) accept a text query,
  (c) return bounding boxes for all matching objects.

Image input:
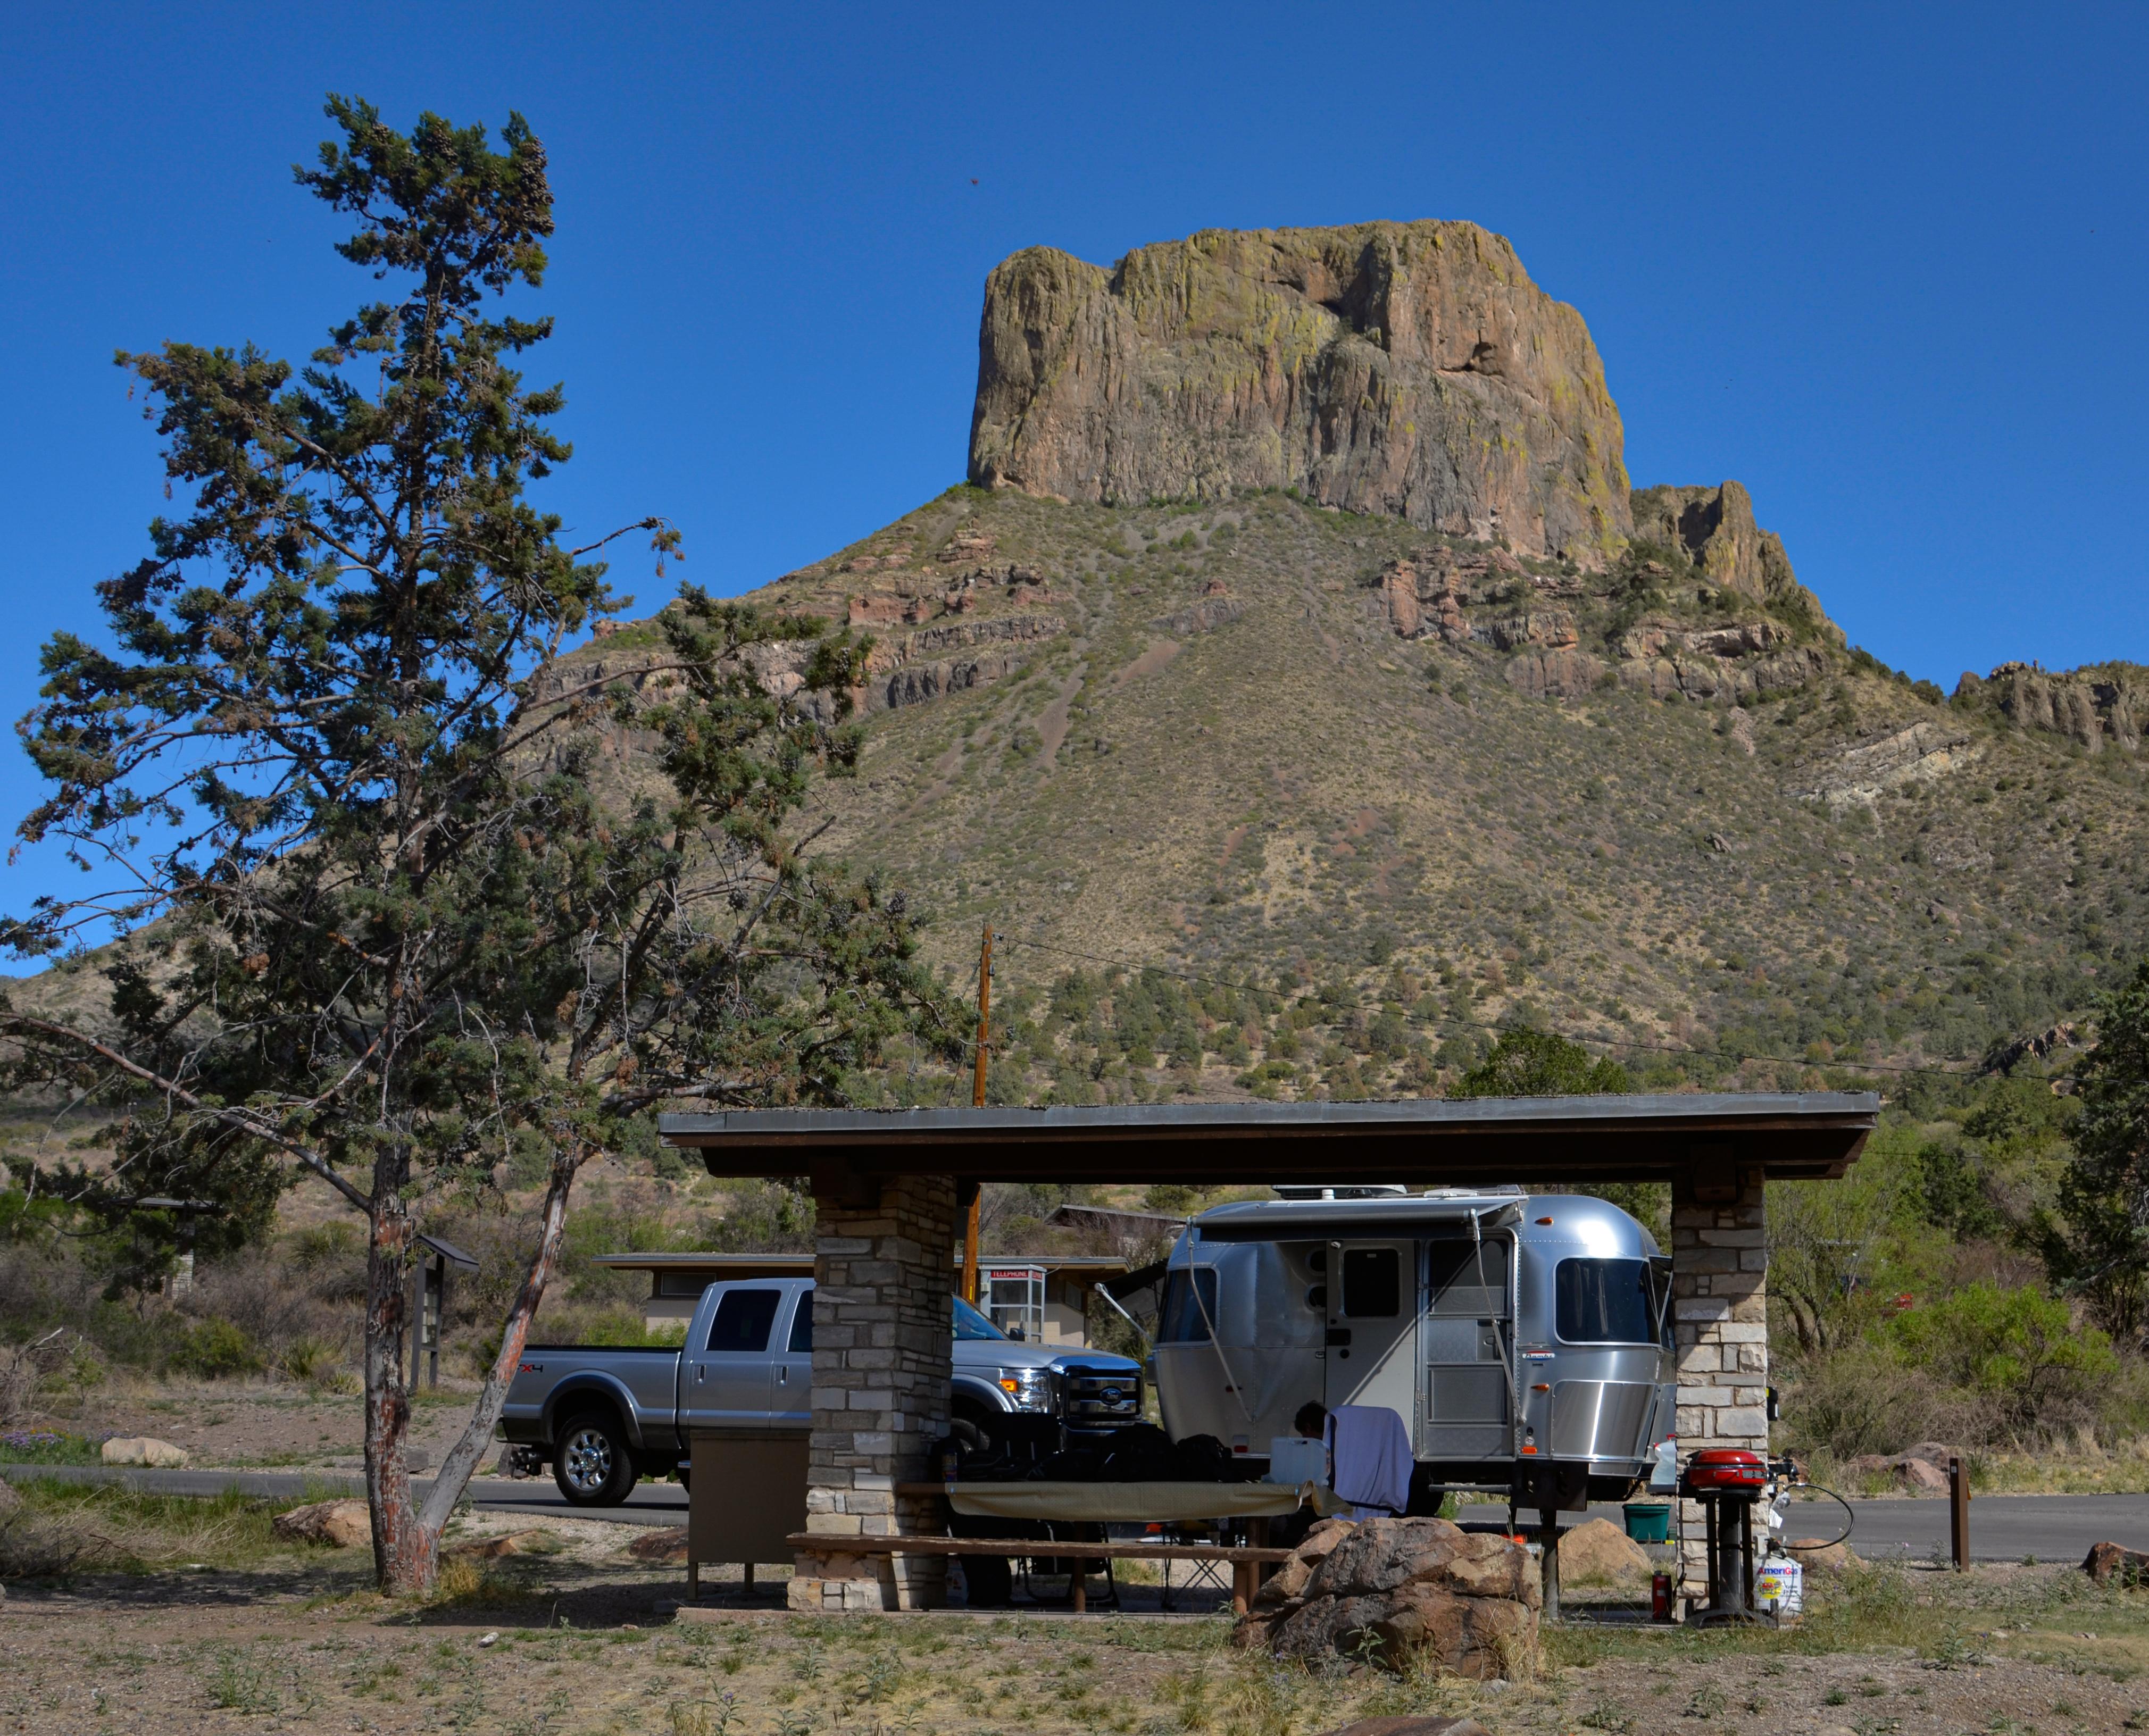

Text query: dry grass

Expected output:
[0,1476,341,1579]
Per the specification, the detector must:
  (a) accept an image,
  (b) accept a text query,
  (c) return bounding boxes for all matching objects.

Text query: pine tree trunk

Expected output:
[418,1148,584,1535]
[364,1174,436,1595]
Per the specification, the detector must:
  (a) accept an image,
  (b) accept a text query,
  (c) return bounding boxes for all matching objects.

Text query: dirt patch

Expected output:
[1113,638,1179,685]
[27,1384,483,1470]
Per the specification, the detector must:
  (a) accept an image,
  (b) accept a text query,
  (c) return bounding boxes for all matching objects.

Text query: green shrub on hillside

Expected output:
[1892,1284,2119,1437]
[1447,1027,1630,1098]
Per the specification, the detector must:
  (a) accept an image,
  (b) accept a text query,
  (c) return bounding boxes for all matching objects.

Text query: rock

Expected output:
[100,1436,189,1468]
[1504,647,1604,699]
[272,1499,372,1548]
[1321,1717,1493,1736]
[1846,1452,1951,1494]
[1795,721,1979,811]
[1984,1025,2081,1074]
[969,223,1632,566]
[1150,596,1246,638]
[0,1477,18,1515]
[1552,1517,1652,1585]
[448,1528,559,1561]
[1901,1442,1967,1472]
[2084,1541,2149,1585]
[1785,1538,1858,1573]
[627,1526,690,1564]
[1240,1516,1537,1677]
[1628,481,1804,604]
[1254,1517,1355,1606]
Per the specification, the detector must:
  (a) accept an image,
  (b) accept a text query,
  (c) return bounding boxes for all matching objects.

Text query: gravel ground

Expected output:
[4,1535,2146,1736]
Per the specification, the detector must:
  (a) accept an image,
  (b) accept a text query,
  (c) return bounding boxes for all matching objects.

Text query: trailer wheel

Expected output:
[553,1410,638,1506]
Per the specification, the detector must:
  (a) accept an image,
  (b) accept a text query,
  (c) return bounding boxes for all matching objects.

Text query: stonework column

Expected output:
[788,1172,956,1612]
[1670,1163,1768,1601]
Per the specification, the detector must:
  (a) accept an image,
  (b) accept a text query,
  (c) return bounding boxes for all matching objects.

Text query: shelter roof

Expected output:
[589,1251,1135,1279]
[660,1092,1878,1189]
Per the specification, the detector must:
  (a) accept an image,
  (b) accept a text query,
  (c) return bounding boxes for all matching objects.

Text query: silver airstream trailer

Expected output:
[1152,1186,1675,1509]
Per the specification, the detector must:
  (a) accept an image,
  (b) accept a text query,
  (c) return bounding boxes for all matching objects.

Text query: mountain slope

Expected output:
[553,220,2149,1099]
[560,474,2147,1102]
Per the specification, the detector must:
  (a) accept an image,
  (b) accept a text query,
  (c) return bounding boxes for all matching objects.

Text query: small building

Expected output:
[593,1250,1136,1348]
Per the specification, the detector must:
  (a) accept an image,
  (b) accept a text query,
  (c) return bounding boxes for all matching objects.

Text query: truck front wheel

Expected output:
[553,1412,638,1506]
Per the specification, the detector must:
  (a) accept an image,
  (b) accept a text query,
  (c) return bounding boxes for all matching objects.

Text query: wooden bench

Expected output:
[785,1532,1295,1614]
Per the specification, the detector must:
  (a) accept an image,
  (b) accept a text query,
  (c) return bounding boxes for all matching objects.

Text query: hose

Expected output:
[1774,1480,1856,1550]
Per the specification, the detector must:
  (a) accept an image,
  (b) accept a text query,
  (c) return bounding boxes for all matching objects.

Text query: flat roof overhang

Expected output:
[661,1092,1879,1190]
[590,1252,1135,1276]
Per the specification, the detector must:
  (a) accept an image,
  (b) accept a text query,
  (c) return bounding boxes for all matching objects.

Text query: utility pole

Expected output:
[962,923,991,1305]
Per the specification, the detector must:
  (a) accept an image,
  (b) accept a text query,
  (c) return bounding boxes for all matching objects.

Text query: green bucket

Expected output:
[1623,1501,1671,1545]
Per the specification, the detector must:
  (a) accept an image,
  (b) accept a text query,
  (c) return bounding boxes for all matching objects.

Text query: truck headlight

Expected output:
[997,1368,1056,1410]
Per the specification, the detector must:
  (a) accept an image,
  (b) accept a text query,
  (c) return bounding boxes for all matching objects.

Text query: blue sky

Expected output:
[2,2,2144,912]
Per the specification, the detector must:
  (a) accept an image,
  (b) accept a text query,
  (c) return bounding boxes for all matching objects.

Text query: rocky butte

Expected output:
[968,222,1631,567]
[527,220,2147,1087]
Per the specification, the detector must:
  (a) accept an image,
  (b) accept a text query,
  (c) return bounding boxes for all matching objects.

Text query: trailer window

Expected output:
[706,1288,781,1354]
[1157,1268,1220,1342]
[1342,1248,1401,1317]
[1555,1258,1655,1344]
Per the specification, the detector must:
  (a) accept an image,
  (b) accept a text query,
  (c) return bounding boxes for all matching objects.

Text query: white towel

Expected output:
[1327,1404,1412,1515]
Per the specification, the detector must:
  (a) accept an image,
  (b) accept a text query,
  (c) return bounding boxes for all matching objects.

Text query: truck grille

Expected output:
[1060,1363,1142,1425]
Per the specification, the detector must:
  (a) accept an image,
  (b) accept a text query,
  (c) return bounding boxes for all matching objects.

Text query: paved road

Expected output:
[0,1463,687,1528]
[1455,1493,2149,1563]
[13,1464,2146,1559]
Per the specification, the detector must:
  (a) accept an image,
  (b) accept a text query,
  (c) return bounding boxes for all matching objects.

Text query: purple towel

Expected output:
[1328,1403,1412,1515]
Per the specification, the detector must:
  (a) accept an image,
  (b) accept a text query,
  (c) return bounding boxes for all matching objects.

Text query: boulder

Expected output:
[1321,1717,1493,1736]
[0,1476,19,1516]
[272,1499,372,1548]
[2084,1541,2149,1586]
[1253,1517,1355,1606]
[1845,1452,1950,1495]
[627,1526,690,1564]
[1237,1516,1537,1678]
[101,1436,190,1468]
[1901,1442,1967,1473]
[447,1528,560,1561]
[1552,1517,1652,1586]
[1785,1538,1858,1574]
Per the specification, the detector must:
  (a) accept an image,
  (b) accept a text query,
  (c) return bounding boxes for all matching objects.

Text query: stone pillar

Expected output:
[1670,1161,1768,1603]
[788,1172,957,1612]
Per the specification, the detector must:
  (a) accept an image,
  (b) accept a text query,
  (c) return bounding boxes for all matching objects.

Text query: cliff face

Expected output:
[967,222,1632,566]
[1631,481,1797,602]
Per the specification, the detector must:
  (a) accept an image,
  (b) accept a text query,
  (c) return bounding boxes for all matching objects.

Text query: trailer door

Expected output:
[1421,1235,1512,1461]
[1321,1240,1417,1423]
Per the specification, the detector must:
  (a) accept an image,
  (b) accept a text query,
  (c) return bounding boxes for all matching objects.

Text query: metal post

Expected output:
[409,1256,424,1392]
[1539,1506,1561,1622]
[961,924,991,1306]
[1738,1498,1754,1614]
[427,1254,443,1388]
[1950,1457,1970,1571]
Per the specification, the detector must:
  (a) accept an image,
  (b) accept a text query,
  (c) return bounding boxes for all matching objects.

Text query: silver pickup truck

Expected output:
[501,1276,1145,1505]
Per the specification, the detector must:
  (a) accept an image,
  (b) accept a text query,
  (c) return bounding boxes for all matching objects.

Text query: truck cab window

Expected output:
[1157,1268,1219,1342]
[1555,1258,1655,1344]
[706,1289,781,1353]
[788,1296,813,1353]
[952,1296,1007,1341]
[1341,1248,1400,1317]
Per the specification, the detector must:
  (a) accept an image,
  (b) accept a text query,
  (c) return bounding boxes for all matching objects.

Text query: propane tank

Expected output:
[1754,1550,1804,1621]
